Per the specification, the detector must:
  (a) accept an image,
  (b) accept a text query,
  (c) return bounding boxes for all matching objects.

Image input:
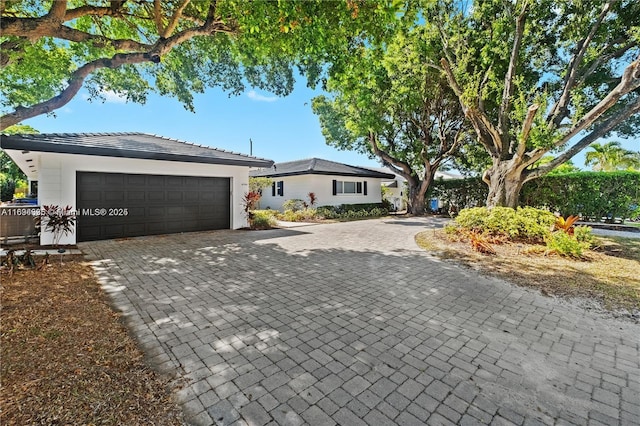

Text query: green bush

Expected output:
[315,204,389,220]
[431,171,640,222]
[515,206,557,240]
[573,225,594,244]
[452,206,555,241]
[249,210,277,229]
[279,209,318,222]
[545,231,590,258]
[282,199,306,212]
[1,178,16,202]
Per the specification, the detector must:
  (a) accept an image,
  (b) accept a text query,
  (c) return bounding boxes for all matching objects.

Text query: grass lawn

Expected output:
[415,230,640,313]
[0,256,184,425]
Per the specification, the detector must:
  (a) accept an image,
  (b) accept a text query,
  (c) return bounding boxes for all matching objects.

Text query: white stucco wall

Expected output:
[19,151,251,244]
[258,174,384,211]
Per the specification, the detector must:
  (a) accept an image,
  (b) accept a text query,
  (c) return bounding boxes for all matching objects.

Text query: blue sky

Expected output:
[22,78,382,169]
[21,77,638,171]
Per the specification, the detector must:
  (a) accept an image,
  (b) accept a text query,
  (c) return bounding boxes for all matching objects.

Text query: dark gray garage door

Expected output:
[77,172,230,242]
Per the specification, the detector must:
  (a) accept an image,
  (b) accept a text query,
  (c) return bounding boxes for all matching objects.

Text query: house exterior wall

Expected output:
[258,174,383,211]
[384,181,406,211]
[26,152,250,245]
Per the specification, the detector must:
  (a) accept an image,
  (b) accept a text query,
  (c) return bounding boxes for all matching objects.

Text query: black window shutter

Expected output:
[272,182,276,196]
[364,181,368,195]
[278,181,284,196]
[332,179,337,196]
[356,182,362,194]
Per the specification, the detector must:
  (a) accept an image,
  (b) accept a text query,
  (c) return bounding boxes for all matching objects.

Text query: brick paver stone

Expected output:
[81,217,640,426]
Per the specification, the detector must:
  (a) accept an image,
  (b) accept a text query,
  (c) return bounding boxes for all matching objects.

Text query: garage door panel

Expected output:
[77,172,230,242]
[126,175,146,186]
[127,191,145,201]
[78,191,102,202]
[105,191,125,202]
[167,191,184,202]
[104,175,125,185]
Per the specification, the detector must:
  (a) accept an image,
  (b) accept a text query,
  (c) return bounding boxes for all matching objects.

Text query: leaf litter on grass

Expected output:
[415,230,640,316]
[0,257,184,425]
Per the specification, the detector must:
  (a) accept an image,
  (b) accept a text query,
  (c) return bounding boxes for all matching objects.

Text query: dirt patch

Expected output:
[0,257,184,425]
[415,230,640,318]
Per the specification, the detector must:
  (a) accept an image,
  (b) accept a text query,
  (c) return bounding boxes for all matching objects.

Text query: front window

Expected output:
[336,181,361,194]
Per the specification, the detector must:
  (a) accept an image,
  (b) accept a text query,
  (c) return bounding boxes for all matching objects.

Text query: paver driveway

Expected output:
[81,217,640,426]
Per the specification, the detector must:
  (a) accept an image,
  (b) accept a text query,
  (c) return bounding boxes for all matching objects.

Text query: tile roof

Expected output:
[0,132,273,168]
[249,158,395,179]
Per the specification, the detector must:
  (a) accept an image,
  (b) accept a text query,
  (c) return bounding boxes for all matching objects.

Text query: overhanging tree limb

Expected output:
[498,1,528,142]
[546,0,616,127]
[0,3,235,130]
[526,97,640,180]
[546,55,640,149]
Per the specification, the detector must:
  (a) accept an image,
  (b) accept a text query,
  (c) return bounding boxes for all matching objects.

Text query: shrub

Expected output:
[1,179,16,202]
[315,204,389,220]
[250,210,277,229]
[432,171,640,222]
[573,225,594,244]
[279,209,318,222]
[282,199,306,212]
[545,231,590,258]
[452,206,555,242]
[516,206,556,240]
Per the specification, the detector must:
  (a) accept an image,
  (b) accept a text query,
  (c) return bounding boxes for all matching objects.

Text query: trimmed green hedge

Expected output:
[430,171,640,221]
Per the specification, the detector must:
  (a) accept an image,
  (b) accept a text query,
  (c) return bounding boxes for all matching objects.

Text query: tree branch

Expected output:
[548,54,640,149]
[577,40,638,87]
[153,0,165,36]
[498,1,528,141]
[47,0,68,21]
[0,11,236,131]
[368,132,414,181]
[525,97,640,181]
[164,0,191,37]
[516,103,539,159]
[440,58,502,156]
[546,0,616,128]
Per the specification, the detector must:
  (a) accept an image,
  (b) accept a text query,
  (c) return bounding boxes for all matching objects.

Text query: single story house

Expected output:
[0,132,273,244]
[249,158,395,211]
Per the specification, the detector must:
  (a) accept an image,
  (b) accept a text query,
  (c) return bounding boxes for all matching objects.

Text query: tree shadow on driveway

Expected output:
[81,229,640,426]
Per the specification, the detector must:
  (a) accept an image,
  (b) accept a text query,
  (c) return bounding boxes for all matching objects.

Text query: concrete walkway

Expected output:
[81,217,639,426]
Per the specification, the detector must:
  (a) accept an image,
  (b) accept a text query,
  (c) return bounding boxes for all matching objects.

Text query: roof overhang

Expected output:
[250,170,396,179]
[0,137,273,169]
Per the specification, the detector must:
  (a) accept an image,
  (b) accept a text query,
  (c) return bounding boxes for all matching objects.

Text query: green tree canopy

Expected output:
[584,141,640,171]
[431,0,640,207]
[0,124,38,182]
[1,0,403,131]
[312,25,470,214]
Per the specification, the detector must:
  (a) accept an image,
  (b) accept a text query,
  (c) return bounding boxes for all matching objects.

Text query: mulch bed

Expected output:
[416,230,640,315]
[0,256,184,425]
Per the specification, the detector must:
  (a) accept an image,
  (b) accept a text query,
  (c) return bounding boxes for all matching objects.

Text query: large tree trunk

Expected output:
[484,159,525,208]
[407,184,426,215]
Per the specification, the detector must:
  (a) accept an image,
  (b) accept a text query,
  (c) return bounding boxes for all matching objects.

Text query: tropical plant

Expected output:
[242,191,261,214]
[307,192,317,207]
[554,215,581,235]
[40,205,76,248]
[584,142,640,171]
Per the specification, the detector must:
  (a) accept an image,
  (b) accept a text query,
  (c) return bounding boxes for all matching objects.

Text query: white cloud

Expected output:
[246,90,278,103]
[101,90,128,104]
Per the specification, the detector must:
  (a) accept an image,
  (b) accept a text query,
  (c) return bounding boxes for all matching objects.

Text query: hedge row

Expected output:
[429,171,640,220]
